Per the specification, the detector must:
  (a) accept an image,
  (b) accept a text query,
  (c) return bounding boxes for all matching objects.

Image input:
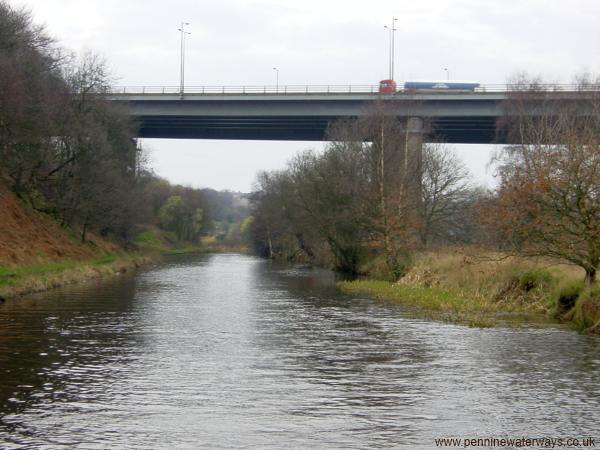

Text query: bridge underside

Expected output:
[134,115,500,144]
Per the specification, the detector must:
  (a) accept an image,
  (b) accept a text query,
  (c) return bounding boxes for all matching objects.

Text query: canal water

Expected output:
[0,253,599,449]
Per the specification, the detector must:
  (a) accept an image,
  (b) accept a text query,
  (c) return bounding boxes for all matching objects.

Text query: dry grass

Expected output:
[340,246,588,329]
[402,247,582,309]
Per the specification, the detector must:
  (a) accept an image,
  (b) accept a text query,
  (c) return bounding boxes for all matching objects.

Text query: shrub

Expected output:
[518,268,553,292]
[553,280,584,317]
[568,289,600,332]
[359,252,414,282]
[493,268,554,305]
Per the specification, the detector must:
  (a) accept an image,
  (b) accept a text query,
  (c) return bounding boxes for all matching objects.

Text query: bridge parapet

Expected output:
[108,84,600,96]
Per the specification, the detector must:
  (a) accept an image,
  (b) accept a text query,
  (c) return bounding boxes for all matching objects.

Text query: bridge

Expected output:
[108,84,592,144]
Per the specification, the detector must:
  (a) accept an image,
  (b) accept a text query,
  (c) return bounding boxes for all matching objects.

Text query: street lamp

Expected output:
[178,21,191,97]
[384,17,398,80]
[273,67,279,92]
[444,67,449,81]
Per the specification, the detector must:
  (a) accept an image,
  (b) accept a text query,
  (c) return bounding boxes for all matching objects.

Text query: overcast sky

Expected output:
[11,0,600,191]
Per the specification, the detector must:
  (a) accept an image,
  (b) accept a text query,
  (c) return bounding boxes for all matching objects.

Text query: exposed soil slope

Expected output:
[0,187,117,266]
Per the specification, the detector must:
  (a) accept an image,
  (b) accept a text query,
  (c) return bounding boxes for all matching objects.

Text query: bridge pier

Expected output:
[396,117,424,204]
[402,117,423,180]
[370,114,424,232]
[371,115,424,197]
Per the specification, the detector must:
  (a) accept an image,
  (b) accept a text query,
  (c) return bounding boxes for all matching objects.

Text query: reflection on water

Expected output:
[0,254,599,448]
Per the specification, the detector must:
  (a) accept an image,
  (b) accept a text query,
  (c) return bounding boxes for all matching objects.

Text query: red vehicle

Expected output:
[378,79,397,93]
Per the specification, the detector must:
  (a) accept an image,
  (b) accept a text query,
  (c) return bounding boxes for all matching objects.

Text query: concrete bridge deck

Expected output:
[108,84,596,143]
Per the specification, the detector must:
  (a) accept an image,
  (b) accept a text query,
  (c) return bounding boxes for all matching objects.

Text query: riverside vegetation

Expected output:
[248,78,600,334]
[338,249,594,330]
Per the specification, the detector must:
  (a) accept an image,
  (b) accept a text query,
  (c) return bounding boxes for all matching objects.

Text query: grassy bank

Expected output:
[0,229,207,301]
[0,221,255,301]
[0,207,206,301]
[0,253,152,300]
[338,248,600,332]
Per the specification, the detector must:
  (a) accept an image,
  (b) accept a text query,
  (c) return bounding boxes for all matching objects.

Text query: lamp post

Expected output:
[384,17,398,80]
[178,21,190,97]
[273,67,279,92]
[444,67,449,81]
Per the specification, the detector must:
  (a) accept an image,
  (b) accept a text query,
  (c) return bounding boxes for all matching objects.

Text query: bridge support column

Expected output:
[371,115,424,202]
[401,117,424,201]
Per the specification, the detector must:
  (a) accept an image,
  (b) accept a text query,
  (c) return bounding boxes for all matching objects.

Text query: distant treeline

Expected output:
[140,176,250,243]
[0,1,249,246]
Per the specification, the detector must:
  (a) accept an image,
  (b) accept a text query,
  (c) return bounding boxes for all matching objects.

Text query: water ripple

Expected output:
[0,254,599,448]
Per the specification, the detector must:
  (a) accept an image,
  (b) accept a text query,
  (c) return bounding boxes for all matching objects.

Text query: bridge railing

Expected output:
[108,84,600,95]
[109,85,380,95]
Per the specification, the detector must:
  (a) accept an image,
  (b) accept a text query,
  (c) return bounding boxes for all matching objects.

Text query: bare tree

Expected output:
[488,74,600,285]
[0,1,67,201]
[420,143,473,246]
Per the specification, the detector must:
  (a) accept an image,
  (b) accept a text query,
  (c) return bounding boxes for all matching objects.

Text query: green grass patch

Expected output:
[0,252,152,300]
[134,229,169,252]
[134,227,205,255]
[0,253,120,287]
[91,254,117,265]
[0,260,82,286]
